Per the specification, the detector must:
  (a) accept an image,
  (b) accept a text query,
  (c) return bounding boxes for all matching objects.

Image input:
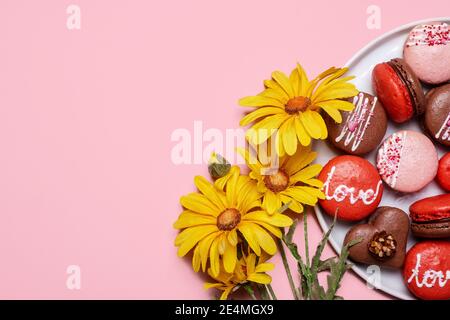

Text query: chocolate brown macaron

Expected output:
[324,92,387,155]
[424,83,450,147]
[410,194,450,239]
[343,206,409,269]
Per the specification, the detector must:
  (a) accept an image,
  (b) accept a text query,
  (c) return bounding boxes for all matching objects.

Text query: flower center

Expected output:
[284,97,311,114]
[285,96,311,114]
[217,208,241,231]
[264,169,290,193]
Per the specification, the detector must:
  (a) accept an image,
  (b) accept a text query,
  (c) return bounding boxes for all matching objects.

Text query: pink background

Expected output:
[0,0,448,299]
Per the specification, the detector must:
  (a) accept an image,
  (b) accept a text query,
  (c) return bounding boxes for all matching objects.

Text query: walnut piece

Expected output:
[368,231,397,261]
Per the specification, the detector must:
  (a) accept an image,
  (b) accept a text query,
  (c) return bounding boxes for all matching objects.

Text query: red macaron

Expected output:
[318,155,383,221]
[403,241,450,300]
[436,153,450,192]
[372,58,425,123]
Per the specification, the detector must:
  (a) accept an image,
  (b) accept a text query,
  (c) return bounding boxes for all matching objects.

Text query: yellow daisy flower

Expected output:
[204,252,274,300]
[239,146,325,215]
[173,167,292,277]
[239,63,358,155]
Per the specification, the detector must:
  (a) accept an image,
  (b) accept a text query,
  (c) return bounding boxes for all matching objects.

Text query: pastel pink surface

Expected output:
[1,0,448,300]
[404,22,450,84]
[378,131,438,193]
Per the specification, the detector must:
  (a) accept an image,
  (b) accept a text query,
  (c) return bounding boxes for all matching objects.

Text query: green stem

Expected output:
[257,284,269,300]
[266,284,277,300]
[278,239,299,300]
[243,284,257,300]
[303,212,310,266]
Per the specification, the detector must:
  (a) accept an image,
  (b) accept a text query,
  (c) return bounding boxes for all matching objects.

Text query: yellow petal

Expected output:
[210,237,221,277]
[217,233,227,255]
[239,95,284,108]
[301,186,326,200]
[238,222,261,256]
[294,116,311,146]
[204,282,224,290]
[314,82,358,101]
[247,273,272,284]
[173,212,216,229]
[246,114,288,145]
[237,147,261,173]
[296,63,310,96]
[262,190,280,215]
[199,232,220,272]
[300,110,322,139]
[243,211,293,227]
[283,187,318,206]
[281,118,297,156]
[272,71,294,98]
[176,225,218,257]
[316,99,353,111]
[319,99,355,111]
[289,68,300,97]
[311,72,353,100]
[246,253,257,274]
[264,80,290,100]
[310,111,328,139]
[260,88,289,103]
[194,176,227,211]
[223,242,237,273]
[283,149,317,175]
[192,245,201,272]
[214,174,231,191]
[255,262,275,273]
[225,167,239,207]
[227,229,238,246]
[279,194,304,213]
[318,104,342,123]
[180,193,220,216]
[251,223,277,255]
[274,129,285,156]
[250,220,282,238]
[240,107,284,127]
[290,164,323,182]
[220,286,234,300]
[300,178,324,188]
[237,181,261,214]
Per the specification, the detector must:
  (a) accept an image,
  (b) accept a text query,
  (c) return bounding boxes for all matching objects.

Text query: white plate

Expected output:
[315,17,450,300]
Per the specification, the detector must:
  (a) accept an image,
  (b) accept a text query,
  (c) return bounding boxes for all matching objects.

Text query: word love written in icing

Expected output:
[435,113,450,142]
[322,166,382,205]
[335,93,376,152]
[407,254,450,288]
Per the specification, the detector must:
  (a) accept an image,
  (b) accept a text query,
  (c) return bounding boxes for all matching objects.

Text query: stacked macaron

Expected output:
[319,21,450,300]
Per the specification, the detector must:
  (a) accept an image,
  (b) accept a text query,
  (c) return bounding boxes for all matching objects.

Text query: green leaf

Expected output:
[285,218,298,244]
[324,236,362,300]
[317,257,338,272]
[310,213,337,284]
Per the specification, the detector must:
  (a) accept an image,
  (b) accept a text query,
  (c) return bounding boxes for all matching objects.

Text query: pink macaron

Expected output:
[404,22,450,84]
[377,130,438,193]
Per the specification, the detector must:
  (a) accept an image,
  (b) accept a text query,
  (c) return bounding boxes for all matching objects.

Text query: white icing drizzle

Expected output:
[335,93,377,152]
[377,131,406,188]
[406,23,450,47]
[407,254,450,288]
[322,166,382,205]
[435,113,450,141]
